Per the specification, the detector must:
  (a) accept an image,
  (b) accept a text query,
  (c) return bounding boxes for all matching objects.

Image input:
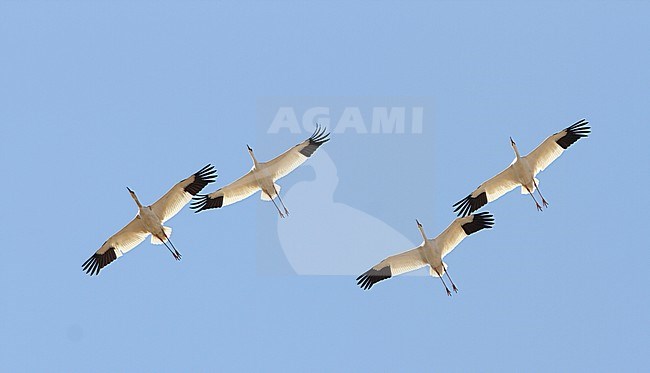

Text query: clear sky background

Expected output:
[1,1,649,371]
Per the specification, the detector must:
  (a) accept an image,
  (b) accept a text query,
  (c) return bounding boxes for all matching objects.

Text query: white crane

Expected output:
[191,126,330,218]
[82,165,217,276]
[453,119,590,217]
[357,212,494,296]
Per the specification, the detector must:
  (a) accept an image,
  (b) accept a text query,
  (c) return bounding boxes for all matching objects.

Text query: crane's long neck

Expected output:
[249,152,259,168]
[511,142,522,159]
[129,191,143,208]
[418,225,428,242]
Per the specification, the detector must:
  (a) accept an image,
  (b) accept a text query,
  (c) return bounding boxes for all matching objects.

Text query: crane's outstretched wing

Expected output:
[356,246,427,290]
[150,164,217,223]
[82,217,149,276]
[436,212,494,259]
[525,119,590,175]
[191,171,260,212]
[453,167,519,217]
[264,125,330,181]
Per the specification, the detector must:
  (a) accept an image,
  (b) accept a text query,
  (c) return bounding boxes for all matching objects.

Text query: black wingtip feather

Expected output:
[461,212,495,235]
[453,191,488,217]
[184,164,218,196]
[190,193,224,213]
[356,266,392,290]
[82,248,118,276]
[556,119,590,149]
[299,125,330,157]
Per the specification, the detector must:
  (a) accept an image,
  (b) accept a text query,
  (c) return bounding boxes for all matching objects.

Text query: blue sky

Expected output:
[1,1,649,371]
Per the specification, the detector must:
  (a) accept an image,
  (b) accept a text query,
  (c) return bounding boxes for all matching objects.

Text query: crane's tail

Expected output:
[151,226,172,245]
[260,184,281,201]
[429,263,447,278]
[520,178,539,194]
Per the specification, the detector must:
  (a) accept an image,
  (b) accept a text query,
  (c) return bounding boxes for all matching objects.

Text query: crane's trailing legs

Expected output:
[532,179,549,208]
[524,185,543,211]
[445,268,459,293]
[434,268,452,296]
[266,191,286,218]
[272,183,290,216]
[160,230,182,261]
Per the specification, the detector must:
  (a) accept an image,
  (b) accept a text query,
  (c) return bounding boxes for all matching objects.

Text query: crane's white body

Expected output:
[357,213,494,295]
[508,149,539,194]
[192,126,330,217]
[82,165,217,276]
[375,226,449,281]
[249,159,281,201]
[453,119,590,217]
[136,205,171,245]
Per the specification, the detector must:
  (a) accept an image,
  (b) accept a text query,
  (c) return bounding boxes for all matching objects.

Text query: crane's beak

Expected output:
[510,137,515,146]
[416,219,422,227]
[247,144,253,152]
[126,187,134,193]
